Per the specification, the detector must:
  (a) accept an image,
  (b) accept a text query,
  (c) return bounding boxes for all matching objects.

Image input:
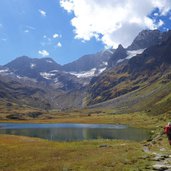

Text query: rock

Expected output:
[143,146,151,153]
[162,155,169,159]
[6,113,24,120]
[26,112,43,118]
[152,164,168,170]
[160,148,166,152]
[152,156,164,161]
[152,140,157,145]
[139,155,150,159]
[145,165,152,170]
[99,144,110,148]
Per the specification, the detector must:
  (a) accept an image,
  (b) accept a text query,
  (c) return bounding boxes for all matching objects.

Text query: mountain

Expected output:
[87,30,171,114]
[108,44,127,68]
[0,68,86,110]
[0,50,114,110]
[5,56,62,78]
[107,30,166,68]
[63,50,114,72]
[62,50,115,83]
[1,29,171,113]
[127,29,162,50]
[5,51,114,87]
[4,56,84,91]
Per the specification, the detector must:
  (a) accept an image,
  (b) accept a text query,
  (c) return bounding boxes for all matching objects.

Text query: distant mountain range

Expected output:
[1,29,171,114]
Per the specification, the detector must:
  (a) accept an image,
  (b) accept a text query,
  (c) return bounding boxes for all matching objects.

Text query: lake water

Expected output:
[0,123,150,141]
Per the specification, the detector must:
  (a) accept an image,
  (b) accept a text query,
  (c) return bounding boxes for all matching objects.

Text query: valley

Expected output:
[1,0,171,170]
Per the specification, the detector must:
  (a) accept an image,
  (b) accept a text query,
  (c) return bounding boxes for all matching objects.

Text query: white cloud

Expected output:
[60,0,171,48]
[38,50,49,57]
[53,33,62,39]
[39,9,47,17]
[24,25,35,33]
[56,42,62,47]
[60,0,74,12]
[53,33,59,38]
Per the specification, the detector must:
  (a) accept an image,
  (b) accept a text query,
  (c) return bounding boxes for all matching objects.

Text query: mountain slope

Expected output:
[5,56,62,77]
[87,30,171,108]
[89,80,171,115]
[1,29,171,112]
[0,73,86,110]
[4,56,84,91]
[0,57,87,109]
[108,44,127,68]
[107,30,163,68]
[62,50,114,72]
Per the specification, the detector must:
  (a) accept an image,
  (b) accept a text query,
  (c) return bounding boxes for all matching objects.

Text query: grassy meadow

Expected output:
[0,108,171,171]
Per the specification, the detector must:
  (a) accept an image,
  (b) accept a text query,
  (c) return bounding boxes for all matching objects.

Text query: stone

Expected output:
[152,164,168,170]
[99,144,109,148]
[160,148,166,152]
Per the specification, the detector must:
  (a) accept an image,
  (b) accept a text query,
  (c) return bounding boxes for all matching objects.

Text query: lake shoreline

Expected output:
[0,112,166,129]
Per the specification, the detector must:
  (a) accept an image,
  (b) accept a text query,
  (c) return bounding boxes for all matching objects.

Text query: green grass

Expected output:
[0,110,171,171]
[0,135,151,171]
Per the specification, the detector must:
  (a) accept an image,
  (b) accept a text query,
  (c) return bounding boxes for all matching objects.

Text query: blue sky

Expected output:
[0,0,171,65]
[0,0,104,65]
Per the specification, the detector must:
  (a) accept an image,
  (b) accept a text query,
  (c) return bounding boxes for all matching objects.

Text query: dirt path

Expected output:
[143,133,171,170]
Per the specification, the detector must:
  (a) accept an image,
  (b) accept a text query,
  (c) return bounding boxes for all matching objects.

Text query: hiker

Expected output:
[164,122,171,145]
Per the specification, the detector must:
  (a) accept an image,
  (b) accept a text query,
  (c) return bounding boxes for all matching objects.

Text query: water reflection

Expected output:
[0,123,150,141]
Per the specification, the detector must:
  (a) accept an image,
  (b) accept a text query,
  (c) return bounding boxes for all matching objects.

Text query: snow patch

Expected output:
[69,68,96,78]
[103,62,108,66]
[117,49,145,64]
[46,60,53,63]
[54,78,59,83]
[40,72,56,80]
[126,49,145,60]
[69,67,106,78]
[30,63,36,69]
[106,49,114,54]
[117,59,125,64]
[0,69,9,73]
[16,75,37,82]
[98,67,106,73]
[16,75,22,79]
[50,70,59,73]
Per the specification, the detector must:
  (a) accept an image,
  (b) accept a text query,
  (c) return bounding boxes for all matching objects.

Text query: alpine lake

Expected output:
[0,122,150,141]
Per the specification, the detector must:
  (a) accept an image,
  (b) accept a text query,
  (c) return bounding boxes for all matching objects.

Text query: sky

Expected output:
[0,0,171,65]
